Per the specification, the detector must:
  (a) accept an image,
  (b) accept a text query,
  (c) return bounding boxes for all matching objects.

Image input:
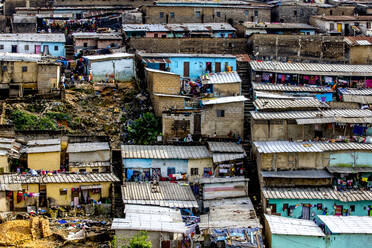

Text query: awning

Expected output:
[143,58,171,64]
[80,185,102,190]
[296,117,372,124]
[0,183,22,191]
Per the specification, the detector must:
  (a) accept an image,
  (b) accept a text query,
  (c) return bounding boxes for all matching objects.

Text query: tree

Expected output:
[126,112,161,145]
[127,231,152,248]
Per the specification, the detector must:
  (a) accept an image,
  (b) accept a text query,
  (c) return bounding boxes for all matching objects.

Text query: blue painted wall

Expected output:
[268,198,372,220]
[123,158,188,177]
[145,56,237,80]
[41,42,65,57]
[329,152,372,167]
[271,234,326,248]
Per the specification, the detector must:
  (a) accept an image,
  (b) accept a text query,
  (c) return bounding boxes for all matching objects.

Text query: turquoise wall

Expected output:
[272,234,326,248]
[329,152,372,167]
[268,198,372,219]
[328,234,372,247]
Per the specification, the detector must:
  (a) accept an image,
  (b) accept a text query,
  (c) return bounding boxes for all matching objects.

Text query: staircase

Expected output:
[65,45,74,60]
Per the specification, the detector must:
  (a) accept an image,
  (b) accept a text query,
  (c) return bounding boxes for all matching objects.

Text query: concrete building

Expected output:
[344,36,372,64]
[310,15,372,36]
[12,15,37,33]
[141,1,271,24]
[121,145,213,181]
[0,33,65,57]
[83,53,135,83]
[239,22,317,36]
[123,23,236,38]
[72,32,123,53]
[26,139,61,171]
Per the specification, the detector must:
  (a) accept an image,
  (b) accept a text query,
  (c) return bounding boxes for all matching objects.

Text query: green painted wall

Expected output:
[268,198,372,220]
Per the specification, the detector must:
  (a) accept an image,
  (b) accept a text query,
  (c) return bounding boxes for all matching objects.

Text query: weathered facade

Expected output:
[26,139,61,171]
[344,36,372,65]
[72,32,123,53]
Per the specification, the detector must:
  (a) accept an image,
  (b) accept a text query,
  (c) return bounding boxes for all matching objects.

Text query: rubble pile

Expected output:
[3,84,150,148]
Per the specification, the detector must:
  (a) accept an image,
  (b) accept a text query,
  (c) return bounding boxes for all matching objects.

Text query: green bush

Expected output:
[126,112,161,145]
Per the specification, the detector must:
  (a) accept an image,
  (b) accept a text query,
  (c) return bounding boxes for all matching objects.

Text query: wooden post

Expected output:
[302,125,305,140]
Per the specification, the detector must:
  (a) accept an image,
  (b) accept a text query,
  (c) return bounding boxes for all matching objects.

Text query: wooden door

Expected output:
[337,23,342,33]
[215,62,221,73]
[193,113,201,134]
[183,62,189,77]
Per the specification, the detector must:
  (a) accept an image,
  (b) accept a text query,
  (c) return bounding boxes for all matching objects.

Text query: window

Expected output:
[170,12,175,18]
[216,11,221,17]
[154,33,158,38]
[330,23,335,31]
[0,45,3,50]
[161,34,166,38]
[59,188,67,195]
[79,169,86,173]
[92,169,99,173]
[191,168,199,176]
[83,42,88,47]
[254,10,258,16]
[216,109,225,117]
[204,167,212,177]
[350,205,355,212]
[300,9,304,16]
[22,66,27,72]
[195,11,201,18]
[2,66,7,72]
[244,10,249,16]
[24,45,29,51]
[167,167,176,176]
[160,12,164,18]
[294,10,297,16]
[330,10,333,16]
[54,45,59,51]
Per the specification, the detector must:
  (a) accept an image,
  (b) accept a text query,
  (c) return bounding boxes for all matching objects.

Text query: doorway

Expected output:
[39,185,47,207]
[35,45,41,54]
[335,205,343,216]
[206,62,212,72]
[183,62,190,77]
[302,206,310,219]
[194,113,201,134]
[215,62,221,73]
[159,63,166,71]
[11,45,17,53]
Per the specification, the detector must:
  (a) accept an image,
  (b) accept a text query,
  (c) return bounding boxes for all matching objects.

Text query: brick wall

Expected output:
[272,4,317,23]
[152,95,185,117]
[128,38,248,54]
[201,101,244,137]
[162,113,194,141]
[248,34,345,63]
[147,70,180,95]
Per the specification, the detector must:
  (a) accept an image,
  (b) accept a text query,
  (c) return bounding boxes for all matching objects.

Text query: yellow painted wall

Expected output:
[0,155,9,173]
[14,184,39,209]
[27,152,61,171]
[46,182,111,206]
[188,158,213,182]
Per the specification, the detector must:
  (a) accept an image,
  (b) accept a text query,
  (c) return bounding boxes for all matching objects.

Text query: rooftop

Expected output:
[121,181,198,208]
[261,169,333,179]
[27,139,60,146]
[72,32,122,39]
[123,23,236,32]
[83,53,134,61]
[243,22,316,30]
[252,82,332,93]
[249,60,372,76]
[0,33,65,43]
[121,145,211,159]
[262,187,372,202]
[201,71,242,85]
[207,142,244,153]
[26,144,61,154]
[344,36,372,46]
[318,216,372,234]
[66,142,110,153]
[201,95,248,105]
[212,152,246,163]
[198,176,248,184]
[0,52,43,62]
[253,98,329,110]
[265,215,325,237]
[111,205,187,233]
[312,15,372,21]
[254,91,297,99]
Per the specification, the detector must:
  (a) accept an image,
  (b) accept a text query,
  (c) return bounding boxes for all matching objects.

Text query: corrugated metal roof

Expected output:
[123,23,235,32]
[254,91,296,99]
[198,176,248,184]
[326,167,372,173]
[252,82,332,93]
[261,169,332,179]
[145,67,177,75]
[72,32,122,39]
[254,141,323,153]
[339,88,372,96]
[213,153,246,163]
[0,52,42,62]
[249,60,372,76]
[69,161,111,167]
[296,117,372,124]
[262,187,372,202]
[83,53,133,61]
[344,36,372,46]
[0,173,119,184]
[265,215,325,237]
[342,95,372,104]
[250,109,372,120]
[254,98,329,110]
[254,140,372,153]
[201,71,242,85]
[121,182,198,208]
[243,22,316,30]
[27,139,60,146]
[203,197,254,209]
[111,205,186,233]
[67,142,110,153]
[208,142,244,153]
[202,96,247,105]
[318,216,372,234]
[0,33,65,43]
[121,145,211,159]
[26,144,61,154]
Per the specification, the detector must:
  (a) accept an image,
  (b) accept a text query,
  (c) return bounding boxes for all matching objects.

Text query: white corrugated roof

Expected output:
[265,215,325,237]
[261,169,332,179]
[27,139,60,146]
[83,53,134,61]
[67,142,110,153]
[0,33,65,43]
[254,91,296,99]
[249,61,372,76]
[26,144,61,154]
[121,145,211,159]
[252,82,332,93]
[212,153,246,163]
[254,98,329,110]
[123,23,235,32]
[318,216,372,234]
[201,71,242,84]
[339,88,372,96]
[250,109,372,120]
[202,95,247,105]
[208,142,244,153]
